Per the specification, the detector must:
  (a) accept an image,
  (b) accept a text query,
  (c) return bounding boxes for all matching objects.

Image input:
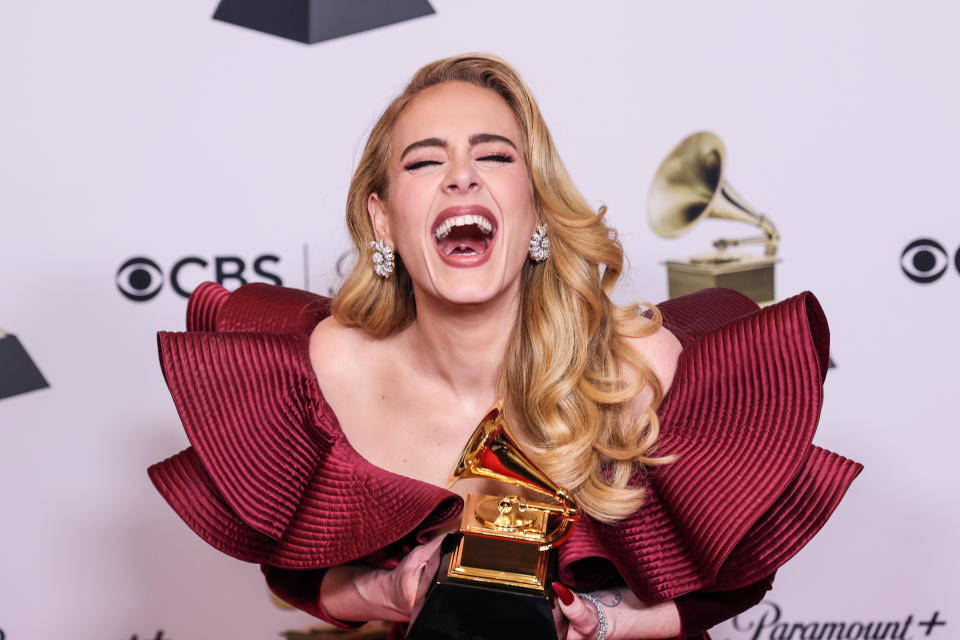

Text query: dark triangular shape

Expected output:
[0,334,50,400]
[213,0,435,44]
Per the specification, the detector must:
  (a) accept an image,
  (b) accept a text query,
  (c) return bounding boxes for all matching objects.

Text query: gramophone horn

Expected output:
[647,131,779,257]
[451,407,579,550]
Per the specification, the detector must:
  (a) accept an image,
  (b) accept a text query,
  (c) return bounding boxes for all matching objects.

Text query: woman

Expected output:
[149,54,861,639]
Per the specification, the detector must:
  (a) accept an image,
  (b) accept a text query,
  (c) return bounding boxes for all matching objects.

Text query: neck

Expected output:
[400,282,521,411]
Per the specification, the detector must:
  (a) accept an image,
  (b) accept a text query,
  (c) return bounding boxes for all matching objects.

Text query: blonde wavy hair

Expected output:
[332,53,670,523]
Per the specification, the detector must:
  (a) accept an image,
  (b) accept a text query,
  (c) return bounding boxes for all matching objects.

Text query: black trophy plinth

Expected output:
[407,535,557,640]
[212,0,435,44]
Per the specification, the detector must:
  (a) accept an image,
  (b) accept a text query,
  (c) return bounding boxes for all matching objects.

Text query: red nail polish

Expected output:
[552,581,574,606]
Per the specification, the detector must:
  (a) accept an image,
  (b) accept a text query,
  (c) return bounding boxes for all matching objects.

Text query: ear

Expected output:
[368,193,392,246]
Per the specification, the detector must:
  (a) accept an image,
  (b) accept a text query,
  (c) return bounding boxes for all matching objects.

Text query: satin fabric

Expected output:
[148,282,861,637]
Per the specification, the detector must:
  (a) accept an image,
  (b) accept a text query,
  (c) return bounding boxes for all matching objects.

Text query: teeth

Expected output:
[433,214,493,240]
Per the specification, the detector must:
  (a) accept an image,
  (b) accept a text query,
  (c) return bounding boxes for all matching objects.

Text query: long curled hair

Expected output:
[331,53,670,522]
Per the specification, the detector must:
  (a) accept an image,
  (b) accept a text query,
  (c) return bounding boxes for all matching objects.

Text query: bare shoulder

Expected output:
[621,318,683,406]
[308,315,374,377]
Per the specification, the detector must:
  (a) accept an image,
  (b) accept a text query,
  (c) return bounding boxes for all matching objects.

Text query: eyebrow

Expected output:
[399,133,518,161]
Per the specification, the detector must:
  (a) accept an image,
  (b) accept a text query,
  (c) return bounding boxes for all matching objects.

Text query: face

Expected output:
[369,81,538,308]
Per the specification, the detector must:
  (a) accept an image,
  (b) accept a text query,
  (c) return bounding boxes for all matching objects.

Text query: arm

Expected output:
[555,575,775,639]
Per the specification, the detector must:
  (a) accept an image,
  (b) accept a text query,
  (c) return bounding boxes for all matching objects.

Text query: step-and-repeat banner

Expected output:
[2,1,957,638]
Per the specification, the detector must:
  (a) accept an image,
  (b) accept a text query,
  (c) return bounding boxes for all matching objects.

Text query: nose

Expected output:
[443,156,481,194]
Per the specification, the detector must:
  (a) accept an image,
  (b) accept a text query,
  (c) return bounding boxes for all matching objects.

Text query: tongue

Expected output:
[437,225,489,256]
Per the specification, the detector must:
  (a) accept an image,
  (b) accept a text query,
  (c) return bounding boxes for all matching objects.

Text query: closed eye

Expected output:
[477,153,514,163]
[403,159,442,171]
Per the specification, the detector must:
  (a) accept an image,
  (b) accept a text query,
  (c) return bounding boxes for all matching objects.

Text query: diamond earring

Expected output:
[528,225,550,262]
[370,238,395,277]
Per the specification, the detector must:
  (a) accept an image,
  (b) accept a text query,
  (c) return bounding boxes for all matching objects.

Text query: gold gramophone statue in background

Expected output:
[407,407,580,640]
[647,131,780,306]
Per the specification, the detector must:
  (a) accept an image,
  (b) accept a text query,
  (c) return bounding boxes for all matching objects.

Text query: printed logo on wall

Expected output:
[900,238,960,283]
[0,328,50,401]
[212,0,435,44]
[727,602,947,640]
[116,254,282,302]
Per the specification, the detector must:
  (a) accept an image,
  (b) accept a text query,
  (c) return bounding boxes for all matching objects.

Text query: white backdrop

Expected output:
[2,1,958,638]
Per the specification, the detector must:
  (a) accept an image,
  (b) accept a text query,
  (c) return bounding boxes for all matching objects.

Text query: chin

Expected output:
[439,289,503,307]
[427,264,518,307]
[435,281,506,307]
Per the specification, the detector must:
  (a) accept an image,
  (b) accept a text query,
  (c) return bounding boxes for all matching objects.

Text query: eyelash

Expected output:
[403,154,515,172]
[404,159,441,171]
[479,153,514,164]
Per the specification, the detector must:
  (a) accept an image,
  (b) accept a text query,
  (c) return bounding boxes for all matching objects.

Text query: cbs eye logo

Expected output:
[116,254,282,302]
[900,239,960,283]
[116,257,164,301]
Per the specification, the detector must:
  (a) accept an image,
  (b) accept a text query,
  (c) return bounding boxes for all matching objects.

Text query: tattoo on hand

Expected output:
[593,589,622,607]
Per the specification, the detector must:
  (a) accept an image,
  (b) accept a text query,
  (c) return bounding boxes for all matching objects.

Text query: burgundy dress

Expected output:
[148,282,862,639]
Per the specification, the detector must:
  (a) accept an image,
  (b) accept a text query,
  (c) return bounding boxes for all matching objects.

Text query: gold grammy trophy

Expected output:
[647,131,780,306]
[407,407,580,640]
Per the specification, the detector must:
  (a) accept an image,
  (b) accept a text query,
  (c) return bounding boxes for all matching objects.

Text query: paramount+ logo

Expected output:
[116,254,282,302]
[900,238,960,283]
[727,602,947,640]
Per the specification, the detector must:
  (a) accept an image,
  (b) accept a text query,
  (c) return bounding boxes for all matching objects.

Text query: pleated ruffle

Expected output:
[148,283,462,568]
[557,289,862,601]
[149,282,861,603]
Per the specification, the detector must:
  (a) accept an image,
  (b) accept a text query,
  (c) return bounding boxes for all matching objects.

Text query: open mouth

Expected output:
[433,214,494,256]
[431,208,497,266]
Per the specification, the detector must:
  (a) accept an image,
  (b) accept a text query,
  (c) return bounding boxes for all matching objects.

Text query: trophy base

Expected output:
[665,256,778,306]
[407,536,557,640]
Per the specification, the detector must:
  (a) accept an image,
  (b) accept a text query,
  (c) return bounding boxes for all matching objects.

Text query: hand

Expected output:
[552,582,682,640]
[385,534,446,617]
[319,534,445,623]
[553,582,606,640]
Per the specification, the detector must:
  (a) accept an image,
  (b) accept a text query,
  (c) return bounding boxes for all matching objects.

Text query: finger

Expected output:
[410,557,435,612]
[406,534,445,566]
[420,544,442,585]
[425,533,446,553]
[419,533,447,558]
[404,536,447,608]
[552,604,569,640]
[554,586,598,636]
